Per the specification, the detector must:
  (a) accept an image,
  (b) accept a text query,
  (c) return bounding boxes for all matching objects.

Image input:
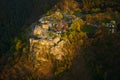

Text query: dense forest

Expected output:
[0,0,120,80]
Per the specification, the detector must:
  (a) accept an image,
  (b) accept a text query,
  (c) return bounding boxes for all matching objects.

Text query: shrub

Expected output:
[70,18,85,32]
[91,8,101,13]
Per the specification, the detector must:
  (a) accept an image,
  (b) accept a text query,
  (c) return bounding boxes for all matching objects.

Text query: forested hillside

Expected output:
[0,0,120,80]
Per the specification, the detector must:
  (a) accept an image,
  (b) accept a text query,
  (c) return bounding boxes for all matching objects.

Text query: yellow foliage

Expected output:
[16,41,22,51]
[22,47,28,53]
[70,18,84,31]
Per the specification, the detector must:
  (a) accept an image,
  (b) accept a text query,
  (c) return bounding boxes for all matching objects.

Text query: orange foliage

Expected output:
[86,14,96,24]
[95,13,111,21]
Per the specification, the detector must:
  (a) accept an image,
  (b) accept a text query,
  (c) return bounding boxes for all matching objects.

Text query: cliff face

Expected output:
[29,12,73,77]
[29,26,66,61]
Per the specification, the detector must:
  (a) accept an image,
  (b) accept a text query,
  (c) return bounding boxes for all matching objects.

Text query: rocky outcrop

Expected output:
[29,16,71,77]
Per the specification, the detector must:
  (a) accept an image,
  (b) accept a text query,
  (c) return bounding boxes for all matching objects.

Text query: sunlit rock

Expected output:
[33,25,42,37]
[53,37,60,44]
[29,14,72,77]
[50,41,66,60]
